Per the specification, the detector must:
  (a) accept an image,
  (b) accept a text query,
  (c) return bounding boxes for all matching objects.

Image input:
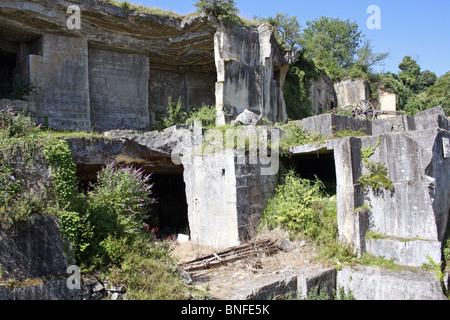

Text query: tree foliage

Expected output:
[348,40,389,80]
[255,12,302,51]
[194,0,240,23]
[376,56,445,115]
[398,56,421,88]
[300,17,364,81]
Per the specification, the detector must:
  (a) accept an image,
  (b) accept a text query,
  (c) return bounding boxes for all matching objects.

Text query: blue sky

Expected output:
[133,0,450,77]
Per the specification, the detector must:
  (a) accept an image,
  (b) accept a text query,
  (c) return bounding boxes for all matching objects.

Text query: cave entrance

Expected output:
[286,151,337,196]
[149,172,189,237]
[0,27,42,99]
[0,50,16,97]
[76,163,189,239]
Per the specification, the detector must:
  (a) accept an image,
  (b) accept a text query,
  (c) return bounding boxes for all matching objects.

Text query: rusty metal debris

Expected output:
[178,239,278,272]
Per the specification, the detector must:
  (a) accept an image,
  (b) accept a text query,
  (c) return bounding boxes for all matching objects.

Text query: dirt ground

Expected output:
[171,229,331,300]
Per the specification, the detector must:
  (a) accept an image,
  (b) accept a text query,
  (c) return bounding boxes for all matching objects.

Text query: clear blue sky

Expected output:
[132,0,449,77]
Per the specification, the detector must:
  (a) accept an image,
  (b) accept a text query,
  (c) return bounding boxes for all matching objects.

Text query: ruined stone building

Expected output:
[0,0,293,131]
[1,1,449,297]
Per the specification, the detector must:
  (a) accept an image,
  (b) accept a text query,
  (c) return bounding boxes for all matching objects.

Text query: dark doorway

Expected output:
[287,151,337,195]
[149,172,189,237]
[0,50,17,98]
[75,164,190,238]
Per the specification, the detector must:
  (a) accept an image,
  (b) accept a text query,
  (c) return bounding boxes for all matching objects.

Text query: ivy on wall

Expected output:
[359,138,394,192]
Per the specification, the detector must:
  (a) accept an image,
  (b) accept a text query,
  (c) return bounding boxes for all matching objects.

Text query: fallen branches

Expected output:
[178,239,278,272]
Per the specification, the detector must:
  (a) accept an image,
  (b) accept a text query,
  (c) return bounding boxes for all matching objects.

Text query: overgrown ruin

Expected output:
[0,0,449,300]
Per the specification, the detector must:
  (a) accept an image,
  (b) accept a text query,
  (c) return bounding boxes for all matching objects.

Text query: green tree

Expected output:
[283,52,319,120]
[414,70,437,93]
[420,71,450,115]
[255,12,302,51]
[379,72,411,109]
[398,56,421,88]
[300,17,363,81]
[348,40,388,80]
[194,0,240,23]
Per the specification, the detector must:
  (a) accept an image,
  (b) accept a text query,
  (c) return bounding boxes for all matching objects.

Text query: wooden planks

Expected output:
[178,239,279,272]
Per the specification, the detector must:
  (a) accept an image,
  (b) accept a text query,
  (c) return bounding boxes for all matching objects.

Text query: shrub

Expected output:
[58,209,93,264]
[186,105,217,128]
[280,122,326,150]
[359,138,394,192]
[87,164,155,235]
[77,163,156,270]
[195,0,240,24]
[261,170,355,263]
[0,106,40,139]
[262,170,328,237]
[0,75,35,100]
[42,137,78,208]
[160,96,187,130]
[107,234,190,300]
[0,162,42,229]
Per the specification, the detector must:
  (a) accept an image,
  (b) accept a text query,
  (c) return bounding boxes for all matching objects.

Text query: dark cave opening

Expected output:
[76,164,189,239]
[285,151,337,196]
[0,50,17,98]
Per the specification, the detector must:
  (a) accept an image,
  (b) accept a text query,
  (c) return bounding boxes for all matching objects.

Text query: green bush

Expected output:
[0,106,40,139]
[261,170,355,263]
[159,98,217,130]
[195,0,240,24]
[87,164,155,235]
[0,165,41,228]
[160,96,187,130]
[42,137,78,208]
[58,209,93,264]
[262,170,329,237]
[0,75,34,100]
[107,234,189,300]
[186,105,217,128]
[280,122,326,150]
[0,108,185,296]
[359,139,394,192]
[73,163,157,270]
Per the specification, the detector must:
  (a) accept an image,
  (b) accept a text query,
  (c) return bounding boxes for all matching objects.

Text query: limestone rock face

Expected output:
[214,23,293,126]
[0,0,291,131]
[334,78,371,108]
[0,215,69,279]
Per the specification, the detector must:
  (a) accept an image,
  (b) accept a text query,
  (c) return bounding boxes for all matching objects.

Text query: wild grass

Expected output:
[96,0,183,19]
[95,0,260,27]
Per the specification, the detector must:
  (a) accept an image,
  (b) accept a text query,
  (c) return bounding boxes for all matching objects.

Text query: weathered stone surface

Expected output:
[0,215,70,279]
[294,108,449,268]
[296,268,336,299]
[337,266,447,300]
[229,267,336,300]
[414,106,449,131]
[0,279,81,301]
[183,141,278,248]
[372,115,416,135]
[214,23,293,125]
[234,109,263,126]
[309,73,338,114]
[88,46,150,132]
[329,129,450,266]
[293,113,372,138]
[365,238,442,267]
[29,33,91,131]
[0,0,291,131]
[334,78,371,108]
